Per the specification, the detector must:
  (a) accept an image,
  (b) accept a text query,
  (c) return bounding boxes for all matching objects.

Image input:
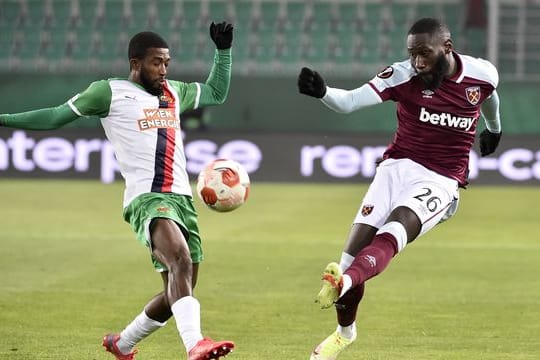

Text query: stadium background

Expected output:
[0,2,539,360]
[0,0,539,186]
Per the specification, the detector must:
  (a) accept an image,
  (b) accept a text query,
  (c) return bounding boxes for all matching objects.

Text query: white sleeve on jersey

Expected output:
[457,54,499,88]
[321,83,382,114]
[481,90,501,133]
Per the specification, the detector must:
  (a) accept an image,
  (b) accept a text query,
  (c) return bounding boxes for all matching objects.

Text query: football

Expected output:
[196,159,250,212]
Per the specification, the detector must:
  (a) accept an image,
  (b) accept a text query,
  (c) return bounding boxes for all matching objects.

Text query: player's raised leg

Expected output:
[311,268,364,360]
[312,223,377,359]
[151,218,234,359]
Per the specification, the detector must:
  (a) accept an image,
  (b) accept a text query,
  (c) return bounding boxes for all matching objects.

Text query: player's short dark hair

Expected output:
[128,31,169,59]
[408,18,450,38]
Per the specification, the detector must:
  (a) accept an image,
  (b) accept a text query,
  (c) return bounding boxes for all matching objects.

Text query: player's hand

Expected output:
[297,67,326,98]
[479,129,502,156]
[210,21,233,49]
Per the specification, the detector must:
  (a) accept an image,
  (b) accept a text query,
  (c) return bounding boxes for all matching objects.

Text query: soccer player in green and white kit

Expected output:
[0,22,235,360]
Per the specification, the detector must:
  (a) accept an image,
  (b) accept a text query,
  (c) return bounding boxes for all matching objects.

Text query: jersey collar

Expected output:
[448,51,464,83]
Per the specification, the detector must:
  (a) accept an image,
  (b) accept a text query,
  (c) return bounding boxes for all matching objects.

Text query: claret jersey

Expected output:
[68,78,202,207]
[368,52,498,186]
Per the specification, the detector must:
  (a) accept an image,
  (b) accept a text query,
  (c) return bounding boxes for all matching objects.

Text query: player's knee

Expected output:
[376,221,408,253]
[168,249,193,274]
[152,244,192,275]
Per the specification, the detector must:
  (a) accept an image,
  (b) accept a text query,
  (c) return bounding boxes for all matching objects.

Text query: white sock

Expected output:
[117,311,166,354]
[339,252,355,272]
[337,321,357,340]
[340,274,353,297]
[171,296,204,352]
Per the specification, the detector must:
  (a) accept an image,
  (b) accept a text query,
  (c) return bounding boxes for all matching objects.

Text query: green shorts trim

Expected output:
[123,192,203,272]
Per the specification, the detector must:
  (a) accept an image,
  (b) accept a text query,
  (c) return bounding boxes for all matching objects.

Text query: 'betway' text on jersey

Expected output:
[368,52,498,186]
[419,107,475,131]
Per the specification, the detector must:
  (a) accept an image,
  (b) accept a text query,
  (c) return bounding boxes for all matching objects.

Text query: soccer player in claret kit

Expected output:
[0,22,236,360]
[298,18,502,360]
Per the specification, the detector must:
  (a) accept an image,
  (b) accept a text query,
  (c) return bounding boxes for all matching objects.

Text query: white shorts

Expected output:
[354,158,459,238]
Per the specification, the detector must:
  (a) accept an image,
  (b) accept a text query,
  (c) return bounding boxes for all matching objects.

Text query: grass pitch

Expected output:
[0,180,539,359]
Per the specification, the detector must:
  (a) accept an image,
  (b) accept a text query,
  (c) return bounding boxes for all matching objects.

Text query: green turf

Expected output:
[0,180,539,359]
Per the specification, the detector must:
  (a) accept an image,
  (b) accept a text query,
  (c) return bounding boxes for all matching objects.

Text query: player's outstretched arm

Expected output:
[198,21,233,106]
[1,80,110,130]
[209,21,233,50]
[297,67,381,114]
[0,104,79,130]
[479,90,502,156]
[297,67,327,98]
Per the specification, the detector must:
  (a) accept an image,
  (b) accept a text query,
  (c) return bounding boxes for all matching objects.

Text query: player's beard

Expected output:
[417,52,450,90]
[140,67,163,96]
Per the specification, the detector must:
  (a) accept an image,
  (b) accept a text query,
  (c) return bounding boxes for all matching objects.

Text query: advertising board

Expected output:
[0,129,538,185]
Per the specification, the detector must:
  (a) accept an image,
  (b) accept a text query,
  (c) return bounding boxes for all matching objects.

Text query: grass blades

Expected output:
[0,180,539,359]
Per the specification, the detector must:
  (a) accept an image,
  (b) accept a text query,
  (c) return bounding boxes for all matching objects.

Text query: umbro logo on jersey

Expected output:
[422,89,434,98]
[419,107,475,131]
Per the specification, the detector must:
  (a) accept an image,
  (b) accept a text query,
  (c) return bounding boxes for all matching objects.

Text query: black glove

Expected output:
[479,129,502,156]
[297,67,326,98]
[210,21,233,50]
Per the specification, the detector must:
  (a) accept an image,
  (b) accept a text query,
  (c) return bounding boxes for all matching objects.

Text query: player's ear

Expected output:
[129,58,141,71]
[444,39,453,54]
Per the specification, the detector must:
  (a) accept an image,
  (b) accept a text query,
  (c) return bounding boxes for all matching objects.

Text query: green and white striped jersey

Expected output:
[67,51,231,207]
[0,49,231,208]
